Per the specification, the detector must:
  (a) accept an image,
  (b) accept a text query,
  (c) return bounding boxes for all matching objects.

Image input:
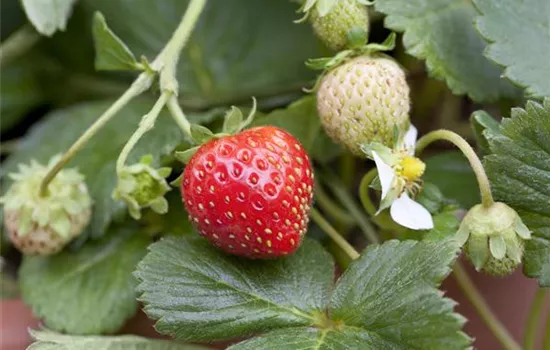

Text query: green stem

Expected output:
[39,75,153,196]
[38,0,207,196]
[0,139,21,155]
[116,92,171,173]
[415,129,494,208]
[159,0,207,93]
[340,152,355,188]
[320,169,379,244]
[453,263,521,350]
[310,208,360,261]
[315,184,355,227]
[167,95,191,137]
[0,25,40,68]
[524,288,549,350]
[358,168,378,217]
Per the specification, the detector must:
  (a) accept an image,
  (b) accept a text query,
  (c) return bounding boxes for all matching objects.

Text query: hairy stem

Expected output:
[453,263,521,350]
[415,129,494,208]
[524,288,549,350]
[358,168,378,217]
[38,0,207,196]
[0,25,40,68]
[167,95,192,137]
[310,208,360,261]
[116,92,171,173]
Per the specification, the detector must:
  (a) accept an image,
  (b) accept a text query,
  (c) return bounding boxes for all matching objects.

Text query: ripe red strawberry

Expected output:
[180,126,314,259]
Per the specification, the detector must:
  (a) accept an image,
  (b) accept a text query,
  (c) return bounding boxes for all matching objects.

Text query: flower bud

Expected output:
[112,155,171,220]
[457,202,531,276]
[0,156,92,255]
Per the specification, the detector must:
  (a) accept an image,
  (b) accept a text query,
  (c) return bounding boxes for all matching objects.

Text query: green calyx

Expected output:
[174,98,258,164]
[309,0,370,51]
[456,202,532,276]
[0,155,92,240]
[112,154,171,220]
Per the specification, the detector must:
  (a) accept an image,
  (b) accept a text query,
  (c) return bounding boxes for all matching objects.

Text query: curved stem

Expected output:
[453,262,521,350]
[315,184,355,227]
[38,0,207,196]
[40,75,153,196]
[320,169,380,244]
[310,208,360,261]
[116,93,170,173]
[167,95,191,137]
[358,168,378,217]
[0,25,40,68]
[524,288,548,350]
[415,129,494,208]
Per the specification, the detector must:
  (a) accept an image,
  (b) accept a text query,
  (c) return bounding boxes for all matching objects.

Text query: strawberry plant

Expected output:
[0,0,549,349]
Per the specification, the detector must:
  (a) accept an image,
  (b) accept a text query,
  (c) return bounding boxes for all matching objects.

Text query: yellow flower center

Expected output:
[398,156,426,182]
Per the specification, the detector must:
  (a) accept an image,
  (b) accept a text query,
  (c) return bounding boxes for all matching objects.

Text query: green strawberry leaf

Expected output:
[474,0,550,99]
[190,124,215,144]
[21,0,77,36]
[71,0,323,108]
[483,99,550,286]
[374,0,517,102]
[92,12,142,71]
[1,99,218,238]
[19,225,150,334]
[135,236,334,341]
[222,106,244,134]
[471,110,501,155]
[228,327,405,349]
[423,151,479,208]
[27,329,210,350]
[0,55,47,132]
[330,239,470,349]
[252,95,341,163]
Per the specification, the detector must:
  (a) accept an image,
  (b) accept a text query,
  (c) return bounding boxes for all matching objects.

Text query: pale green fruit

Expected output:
[0,156,92,255]
[310,0,369,51]
[316,55,410,155]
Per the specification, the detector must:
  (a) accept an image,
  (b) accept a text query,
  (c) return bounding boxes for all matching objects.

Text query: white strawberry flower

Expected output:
[362,125,434,230]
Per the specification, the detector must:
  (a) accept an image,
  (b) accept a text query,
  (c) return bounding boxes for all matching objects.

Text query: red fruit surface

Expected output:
[181,126,314,259]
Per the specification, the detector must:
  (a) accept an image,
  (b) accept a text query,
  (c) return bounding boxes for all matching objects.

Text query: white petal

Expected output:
[372,151,395,200]
[390,193,434,230]
[403,125,418,155]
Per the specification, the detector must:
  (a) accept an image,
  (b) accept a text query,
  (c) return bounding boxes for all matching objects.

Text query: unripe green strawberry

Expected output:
[310,0,369,51]
[457,202,531,277]
[316,55,410,155]
[0,156,92,255]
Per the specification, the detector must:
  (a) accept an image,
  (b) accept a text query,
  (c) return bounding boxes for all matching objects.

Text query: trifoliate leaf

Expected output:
[135,236,334,342]
[252,95,341,163]
[474,0,550,99]
[330,239,470,349]
[19,225,150,334]
[1,99,218,238]
[27,329,210,350]
[92,12,142,71]
[374,0,517,102]
[21,0,77,36]
[424,151,479,208]
[483,99,550,286]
